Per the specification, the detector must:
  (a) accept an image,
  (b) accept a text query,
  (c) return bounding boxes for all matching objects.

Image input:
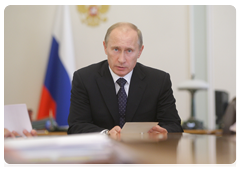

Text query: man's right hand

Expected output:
[108,126,121,140]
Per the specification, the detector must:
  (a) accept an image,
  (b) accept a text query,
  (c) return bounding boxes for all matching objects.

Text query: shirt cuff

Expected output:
[100,129,109,135]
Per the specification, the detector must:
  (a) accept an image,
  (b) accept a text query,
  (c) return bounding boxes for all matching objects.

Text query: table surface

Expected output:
[36,129,223,136]
[184,129,223,134]
[36,130,68,136]
[4,132,236,164]
[113,132,236,164]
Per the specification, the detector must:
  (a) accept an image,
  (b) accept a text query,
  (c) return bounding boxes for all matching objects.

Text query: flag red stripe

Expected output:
[37,86,56,120]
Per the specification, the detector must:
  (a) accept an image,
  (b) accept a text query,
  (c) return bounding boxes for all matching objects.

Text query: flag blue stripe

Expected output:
[44,37,71,126]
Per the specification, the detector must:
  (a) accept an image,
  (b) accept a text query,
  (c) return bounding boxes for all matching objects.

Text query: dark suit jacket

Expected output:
[67,60,183,134]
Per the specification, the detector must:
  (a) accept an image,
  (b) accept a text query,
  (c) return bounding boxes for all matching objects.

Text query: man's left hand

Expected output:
[148,125,168,134]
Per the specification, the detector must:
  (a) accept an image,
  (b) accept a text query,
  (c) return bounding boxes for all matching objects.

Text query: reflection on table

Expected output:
[4,132,236,164]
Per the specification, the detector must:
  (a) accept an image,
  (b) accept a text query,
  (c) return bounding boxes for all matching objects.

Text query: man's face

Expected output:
[103,27,144,77]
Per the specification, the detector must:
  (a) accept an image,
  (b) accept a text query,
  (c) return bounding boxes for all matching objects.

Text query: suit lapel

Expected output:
[125,63,147,122]
[96,61,119,124]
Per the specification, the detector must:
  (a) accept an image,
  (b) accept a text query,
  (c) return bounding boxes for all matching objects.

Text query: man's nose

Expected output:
[118,52,126,63]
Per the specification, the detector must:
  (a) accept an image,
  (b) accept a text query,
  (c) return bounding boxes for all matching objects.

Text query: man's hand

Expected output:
[4,128,15,138]
[4,128,37,138]
[148,125,168,134]
[109,126,121,135]
[108,126,121,140]
[22,129,37,137]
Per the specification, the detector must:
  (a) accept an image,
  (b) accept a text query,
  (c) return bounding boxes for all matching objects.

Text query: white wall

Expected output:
[212,5,236,100]
[4,5,236,127]
[4,5,55,119]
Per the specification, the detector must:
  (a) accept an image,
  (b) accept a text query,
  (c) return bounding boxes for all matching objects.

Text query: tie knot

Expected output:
[117,78,127,87]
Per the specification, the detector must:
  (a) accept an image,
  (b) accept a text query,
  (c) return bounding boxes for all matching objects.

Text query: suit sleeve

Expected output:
[157,73,183,132]
[67,71,105,134]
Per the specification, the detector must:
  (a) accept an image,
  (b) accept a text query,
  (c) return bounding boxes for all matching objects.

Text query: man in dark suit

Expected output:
[68,22,183,136]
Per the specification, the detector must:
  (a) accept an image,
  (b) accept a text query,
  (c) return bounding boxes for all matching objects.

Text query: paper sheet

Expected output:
[4,104,32,137]
[121,122,158,134]
[229,120,238,133]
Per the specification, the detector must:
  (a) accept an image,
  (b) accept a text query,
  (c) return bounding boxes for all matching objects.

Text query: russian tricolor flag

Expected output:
[37,6,75,127]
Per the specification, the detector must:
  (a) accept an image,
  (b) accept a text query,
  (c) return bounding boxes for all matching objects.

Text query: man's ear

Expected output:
[138,45,144,58]
[103,41,107,55]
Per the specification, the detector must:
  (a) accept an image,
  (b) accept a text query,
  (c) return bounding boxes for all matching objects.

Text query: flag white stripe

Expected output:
[52,5,75,81]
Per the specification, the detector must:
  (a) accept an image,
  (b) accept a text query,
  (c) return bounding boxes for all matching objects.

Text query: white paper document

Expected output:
[4,104,32,137]
[229,121,238,133]
[121,122,158,134]
[4,133,113,163]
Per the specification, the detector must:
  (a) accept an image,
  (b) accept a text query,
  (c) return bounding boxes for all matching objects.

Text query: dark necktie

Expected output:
[116,78,127,128]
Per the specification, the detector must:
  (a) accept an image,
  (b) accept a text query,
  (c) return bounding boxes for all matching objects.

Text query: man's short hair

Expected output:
[104,22,143,48]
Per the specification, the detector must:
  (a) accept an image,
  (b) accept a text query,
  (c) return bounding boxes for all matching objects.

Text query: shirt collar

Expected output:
[109,66,133,84]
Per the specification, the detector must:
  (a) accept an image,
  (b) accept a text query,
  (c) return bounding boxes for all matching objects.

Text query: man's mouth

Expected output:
[116,66,126,70]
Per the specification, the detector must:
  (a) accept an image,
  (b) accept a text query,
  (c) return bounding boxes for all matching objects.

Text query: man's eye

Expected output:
[114,48,118,51]
[127,49,132,53]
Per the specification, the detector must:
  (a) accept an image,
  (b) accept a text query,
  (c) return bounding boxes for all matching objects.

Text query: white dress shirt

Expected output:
[108,66,133,96]
[100,66,133,134]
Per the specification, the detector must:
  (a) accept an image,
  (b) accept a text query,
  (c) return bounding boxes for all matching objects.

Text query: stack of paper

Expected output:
[4,133,113,163]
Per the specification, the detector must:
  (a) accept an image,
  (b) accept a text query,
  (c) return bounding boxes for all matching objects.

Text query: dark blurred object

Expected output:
[31,110,68,132]
[28,109,33,122]
[31,118,67,132]
[215,90,229,128]
[182,117,203,130]
[221,97,236,134]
